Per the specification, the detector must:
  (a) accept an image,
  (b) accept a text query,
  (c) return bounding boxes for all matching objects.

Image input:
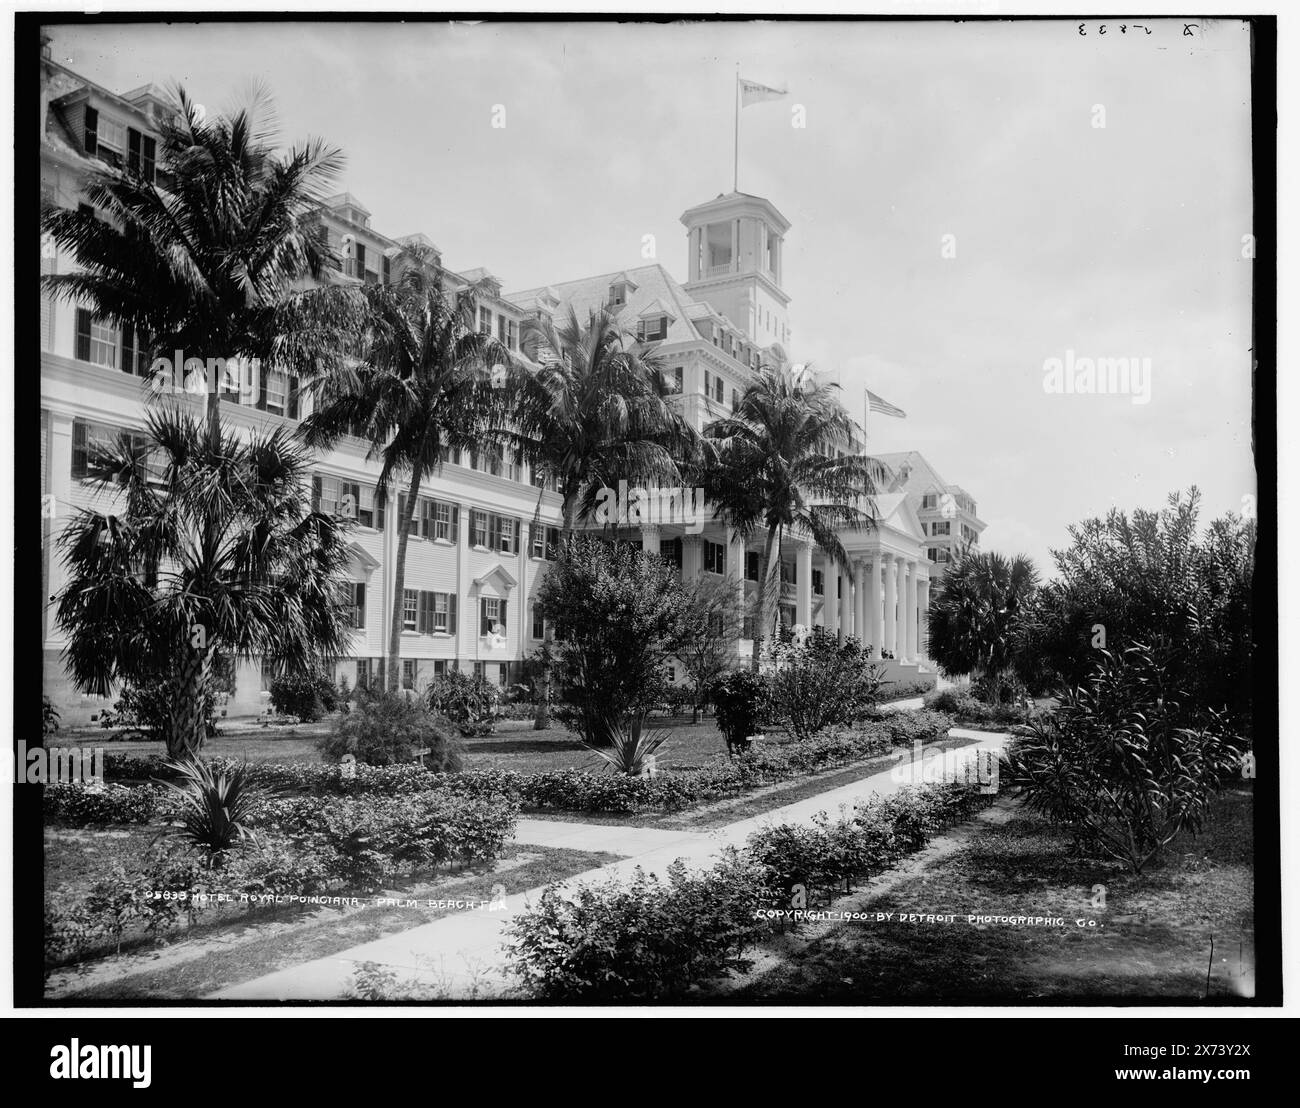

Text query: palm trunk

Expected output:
[388,468,424,693]
[533,492,578,729]
[168,646,209,759]
[750,524,782,672]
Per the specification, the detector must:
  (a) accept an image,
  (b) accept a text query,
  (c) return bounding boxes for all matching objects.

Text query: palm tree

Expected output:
[702,365,880,670]
[39,84,350,448]
[509,305,702,725]
[54,408,354,757]
[299,262,513,691]
[927,550,1040,703]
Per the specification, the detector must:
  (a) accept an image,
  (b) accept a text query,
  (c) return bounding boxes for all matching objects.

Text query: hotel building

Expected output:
[39,48,982,722]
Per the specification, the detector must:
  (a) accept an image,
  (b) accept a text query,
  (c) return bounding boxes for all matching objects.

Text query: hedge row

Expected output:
[504,781,994,1000]
[45,790,519,970]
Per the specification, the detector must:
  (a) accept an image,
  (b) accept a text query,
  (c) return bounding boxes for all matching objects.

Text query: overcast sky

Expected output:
[46,17,1256,573]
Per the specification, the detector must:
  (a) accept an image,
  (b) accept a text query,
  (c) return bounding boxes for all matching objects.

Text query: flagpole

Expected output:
[733,64,740,192]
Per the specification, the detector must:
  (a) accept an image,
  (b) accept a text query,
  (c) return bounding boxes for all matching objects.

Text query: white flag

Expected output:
[740,77,787,107]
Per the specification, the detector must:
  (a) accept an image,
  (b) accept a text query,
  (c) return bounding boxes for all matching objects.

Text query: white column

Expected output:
[679,532,700,582]
[903,559,918,664]
[917,575,931,662]
[882,554,897,659]
[854,558,868,645]
[838,569,853,642]
[822,554,838,637]
[729,529,746,637]
[796,542,813,627]
[867,554,882,659]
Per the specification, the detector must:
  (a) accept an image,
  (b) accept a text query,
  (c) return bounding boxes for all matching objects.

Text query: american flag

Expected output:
[866,389,907,419]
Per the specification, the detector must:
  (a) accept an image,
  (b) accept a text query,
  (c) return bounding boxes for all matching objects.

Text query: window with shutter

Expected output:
[75,309,92,362]
[83,106,98,154]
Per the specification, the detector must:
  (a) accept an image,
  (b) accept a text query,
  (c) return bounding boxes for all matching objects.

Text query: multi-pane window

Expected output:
[74,309,119,369]
[637,317,667,342]
[480,597,507,635]
[431,500,458,542]
[402,659,416,690]
[356,658,371,690]
[659,537,682,570]
[415,590,457,634]
[496,316,516,350]
[338,581,366,629]
[472,509,489,548]
[703,540,726,575]
[433,659,450,678]
[922,494,938,510]
[126,127,156,181]
[931,521,951,536]
[403,589,419,631]
[264,371,289,414]
[314,476,384,529]
[71,420,157,482]
[714,375,725,402]
[530,523,560,560]
[96,115,128,157]
[471,511,519,553]
[479,306,492,334]
[532,606,545,640]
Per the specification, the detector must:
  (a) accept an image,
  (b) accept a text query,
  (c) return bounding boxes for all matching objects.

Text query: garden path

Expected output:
[210,728,1011,1001]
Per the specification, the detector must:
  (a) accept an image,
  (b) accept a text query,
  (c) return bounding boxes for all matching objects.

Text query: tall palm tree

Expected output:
[927,549,1040,702]
[509,305,702,724]
[39,84,350,447]
[55,408,353,757]
[299,262,513,691]
[702,365,880,670]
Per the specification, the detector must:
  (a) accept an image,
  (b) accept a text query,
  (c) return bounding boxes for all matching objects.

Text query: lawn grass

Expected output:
[46,843,618,1001]
[729,784,1255,1003]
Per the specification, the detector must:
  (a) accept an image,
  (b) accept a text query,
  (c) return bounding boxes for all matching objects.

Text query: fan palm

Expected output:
[927,550,1040,702]
[702,365,880,669]
[54,408,354,757]
[298,256,514,691]
[39,84,351,445]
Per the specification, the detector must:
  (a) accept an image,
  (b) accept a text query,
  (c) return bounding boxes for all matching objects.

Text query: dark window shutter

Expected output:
[448,593,457,635]
[311,475,321,512]
[382,255,391,285]
[355,583,365,628]
[83,106,98,154]
[376,490,386,530]
[480,598,489,635]
[142,136,156,182]
[75,309,92,362]
[127,128,141,174]
[121,327,135,375]
[254,366,267,410]
[450,505,459,544]
[288,375,300,420]
[71,421,88,479]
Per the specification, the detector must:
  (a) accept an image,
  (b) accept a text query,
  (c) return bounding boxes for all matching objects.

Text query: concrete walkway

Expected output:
[211,729,1010,1001]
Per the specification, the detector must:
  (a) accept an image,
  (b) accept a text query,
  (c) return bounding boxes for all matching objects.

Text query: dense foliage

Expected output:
[763,627,886,740]
[318,691,464,769]
[426,671,499,736]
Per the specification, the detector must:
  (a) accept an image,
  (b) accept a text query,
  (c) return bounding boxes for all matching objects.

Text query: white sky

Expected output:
[46,17,1257,573]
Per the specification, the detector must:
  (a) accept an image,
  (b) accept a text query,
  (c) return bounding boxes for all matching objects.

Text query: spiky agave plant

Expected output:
[156,757,266,866]
[582,715,671,777]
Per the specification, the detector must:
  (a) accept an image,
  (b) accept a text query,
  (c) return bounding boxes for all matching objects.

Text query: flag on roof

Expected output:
[867,389,907,419]
[740,77,787,107]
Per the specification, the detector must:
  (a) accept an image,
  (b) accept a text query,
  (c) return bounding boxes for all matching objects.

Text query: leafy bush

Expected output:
[43,696,60,737]
[426,671,499,736]
[923,687,1034,727]
[318,692,464,769]
[711,669,769,755]
[44,782,171,825]
[507,849,767,1001]
[269,672,338,722]
[98,681,220,739]
[1004,643,1245,873]
[763,627,886,740]
[878,679,934,702]
[538,536,690,747]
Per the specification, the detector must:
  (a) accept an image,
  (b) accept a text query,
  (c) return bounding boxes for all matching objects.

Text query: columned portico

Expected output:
[916,573,931,662]
[821,553,838,637]
[867,555,881,659]
[903,559,918,664]
[796,542,813,627]
[882,554,897,659]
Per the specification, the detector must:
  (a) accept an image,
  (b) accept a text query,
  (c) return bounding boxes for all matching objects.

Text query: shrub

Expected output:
[318,692,464,769]
[764,628,886,740]
[426,672,499,736]
[269,672,337,722]
[506,849,767,1001]
[711,669,769,755]
[1004,643,1245,873]
[43,696,60,737]
[583,716,670,777]
[98,681,219,740]
[43,782,170,825]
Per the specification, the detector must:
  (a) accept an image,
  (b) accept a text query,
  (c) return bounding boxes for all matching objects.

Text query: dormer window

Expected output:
[637,316,668,343]
[609,282,629,307]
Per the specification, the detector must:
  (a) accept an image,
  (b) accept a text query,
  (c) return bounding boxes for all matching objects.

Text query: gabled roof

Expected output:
[636,297,677,322]
[472,565,518,593]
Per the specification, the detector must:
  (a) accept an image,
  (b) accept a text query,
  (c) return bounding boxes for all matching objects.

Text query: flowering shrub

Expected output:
[506,848,767,1001]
